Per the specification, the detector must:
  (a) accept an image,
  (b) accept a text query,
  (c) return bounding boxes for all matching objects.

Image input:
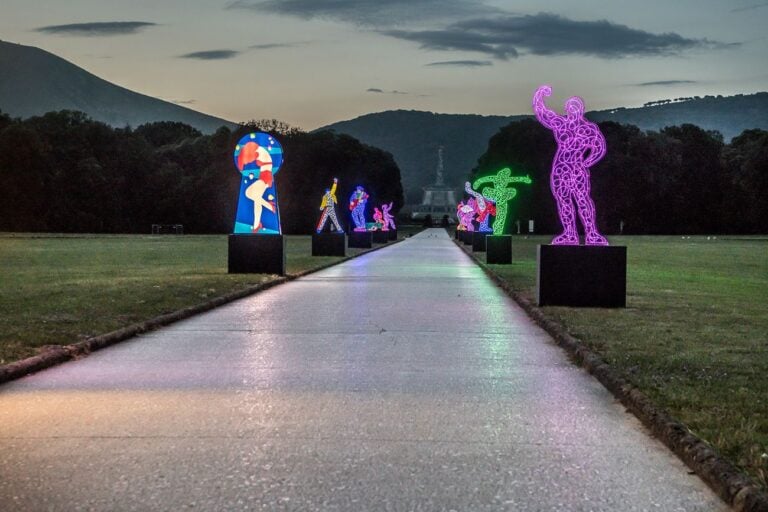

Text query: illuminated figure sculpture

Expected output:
[456,202,468,231]
[381,202,396,231]
[316,178,343,233]
[233,132,283,234]
[533,85,608,246]
[349,185,369,232]
[473,168,531,235]
[372,207,384,230]
[458,198,477,232]
[464,181,496,233]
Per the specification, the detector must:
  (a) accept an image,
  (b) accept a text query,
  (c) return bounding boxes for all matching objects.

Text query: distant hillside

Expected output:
[320,110,526,203]
[319,93,768,203]
[0,40,235,134]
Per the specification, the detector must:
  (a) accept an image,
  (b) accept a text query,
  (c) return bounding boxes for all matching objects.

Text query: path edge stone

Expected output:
[454,238,768,512]
[0,237,404,386]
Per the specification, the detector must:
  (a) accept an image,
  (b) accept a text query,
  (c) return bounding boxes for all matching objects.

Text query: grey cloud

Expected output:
[179,50,240,60]
[35,21,156,36]
[635,80,698,86]
[228,0,501,26]
[249,42,308,50]
[382,13,732,60]
[367,88,408,94]
[731,2,768,12]
[425,60,492,67]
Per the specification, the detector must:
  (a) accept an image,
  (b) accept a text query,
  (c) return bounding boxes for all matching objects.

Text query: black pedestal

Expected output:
[472,232,489,252]
[486,235,512,264]
[462,231,473,245]
[228,234,285,275]
[312,232,346,256]
[537,245,627,307]
[372,230,389,244]
[388,229,397,241]
[348,231,373,248]
[454,229,459,239]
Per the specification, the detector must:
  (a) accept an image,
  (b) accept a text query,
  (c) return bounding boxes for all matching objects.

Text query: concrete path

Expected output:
[0,229,725,511]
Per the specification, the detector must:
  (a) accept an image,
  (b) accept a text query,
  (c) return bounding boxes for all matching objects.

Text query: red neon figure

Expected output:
[236,140,275,232]
[533,85,608,246]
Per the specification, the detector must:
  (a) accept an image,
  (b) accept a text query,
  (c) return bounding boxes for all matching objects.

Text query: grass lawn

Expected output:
[469,234,768,488]
[0,229,419,365]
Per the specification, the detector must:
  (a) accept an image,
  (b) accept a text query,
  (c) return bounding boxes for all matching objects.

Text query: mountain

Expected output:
[0,40,235,133]
[319,93,768,203]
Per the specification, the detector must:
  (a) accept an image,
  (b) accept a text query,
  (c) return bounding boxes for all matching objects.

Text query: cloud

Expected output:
[425,60,492,67]
[179,50,240,60]
[634,80,699,86]
[35,21,156,36]
[227,0,501,26]
[730,2,768,12]
[249,41,308,50]
[382,13,732,60]
[366,88,408,94]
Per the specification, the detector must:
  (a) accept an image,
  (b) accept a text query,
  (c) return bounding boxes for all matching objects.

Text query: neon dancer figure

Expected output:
[233,132,283,234]
[372,207,384,230]
[349,185,369,232]
[316,178,343,233]
[458,198,477,232]
[464,181,496,233]
[533,85,608,246]
[473,168,531,235]
[381,202,396,231]
[456,202,468,231]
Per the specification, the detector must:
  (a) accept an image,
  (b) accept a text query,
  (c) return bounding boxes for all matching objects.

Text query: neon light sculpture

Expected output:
[316,177,343,233]
[533,85,608,245]
[372,207,384,230]
[464,181,496,233]
[472,168,531,235]
[381,202,396,231]
[233,132,283,234]
[456,202,468,231]
[458,199,477,232]
[349,185,369,232]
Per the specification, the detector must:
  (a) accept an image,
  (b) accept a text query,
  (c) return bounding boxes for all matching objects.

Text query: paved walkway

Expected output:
[0,229,725,511]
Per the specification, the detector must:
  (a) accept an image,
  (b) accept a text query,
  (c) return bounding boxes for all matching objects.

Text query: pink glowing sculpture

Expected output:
[372,207,384,230]
[458,198,477,232]
[533,85,608,246]
[381,202,396,231]
[465,181,496,233]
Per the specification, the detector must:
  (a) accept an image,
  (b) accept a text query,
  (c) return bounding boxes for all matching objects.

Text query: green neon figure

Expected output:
[472,168,532,234]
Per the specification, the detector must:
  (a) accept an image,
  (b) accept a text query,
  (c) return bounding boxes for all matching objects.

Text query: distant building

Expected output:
[409,147,457,223]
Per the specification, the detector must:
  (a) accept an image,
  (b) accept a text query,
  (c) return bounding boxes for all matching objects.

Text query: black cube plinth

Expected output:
[228,234,285,275]
[312,232,346,256]
[388,229,397,241]
[348,231,372,248]
[486,235,512,264]
[462,231,473,245]
[372,230,389,244]
[472,232,489,252]
[454,229,459,239]
[537,245,627,307]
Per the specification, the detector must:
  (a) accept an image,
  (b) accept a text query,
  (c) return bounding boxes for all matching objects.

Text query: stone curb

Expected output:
[454,238,768,512]
[0,237,404,386]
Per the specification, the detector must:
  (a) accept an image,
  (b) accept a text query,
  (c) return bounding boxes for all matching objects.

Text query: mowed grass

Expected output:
[476,234,768,487]
[0,231,416,365]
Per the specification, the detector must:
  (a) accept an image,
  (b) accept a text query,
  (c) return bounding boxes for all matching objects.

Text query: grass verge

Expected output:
[462,234,768,491]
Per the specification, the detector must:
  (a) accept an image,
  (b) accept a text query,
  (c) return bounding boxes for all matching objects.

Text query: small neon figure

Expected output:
[464,181,496,233]
[533,85,608,246]
[372,207,384,230]
[233,132,283,234]
[316,178,343,233]
[381,202,396,231]
[458,198,477,232]
[456,202,468,231]
[349,185,369,232]
[473,168,531,235]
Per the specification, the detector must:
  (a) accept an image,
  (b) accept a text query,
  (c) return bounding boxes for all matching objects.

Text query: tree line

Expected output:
[470,119,768,234]
[0,110,404,234]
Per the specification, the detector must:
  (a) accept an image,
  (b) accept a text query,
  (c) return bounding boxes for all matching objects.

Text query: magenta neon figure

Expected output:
[533,85,609,246]
[381,202,396,231]
[464,181,496,233]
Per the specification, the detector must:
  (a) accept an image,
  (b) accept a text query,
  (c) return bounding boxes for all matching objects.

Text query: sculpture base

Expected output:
[388,229,397,241]
[372,230,389,244]
[462,231,473,245]
[348,231,373,248]
[228,234,285,275]
[537,245,627,307]
[486,235,512,264]
[454,229,460,240]
[472,232,489,252]
[312,233,346,257]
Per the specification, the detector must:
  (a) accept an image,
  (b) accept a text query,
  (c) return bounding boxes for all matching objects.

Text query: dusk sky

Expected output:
[2,0,767,130]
